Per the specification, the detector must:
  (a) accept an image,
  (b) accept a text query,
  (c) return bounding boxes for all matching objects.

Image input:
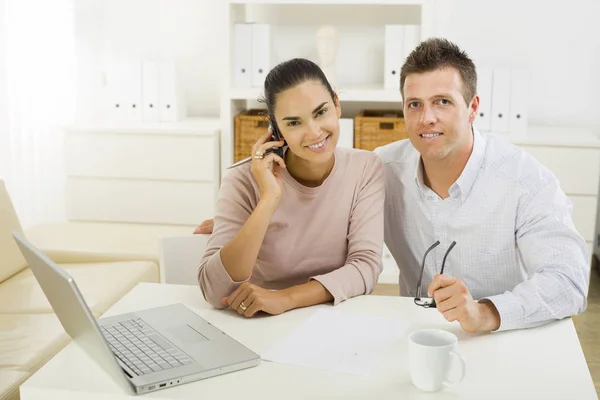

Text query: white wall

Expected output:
[76,0,600,135]
[432,0,600,134]
[1,0,75,229]
[75,0,223,120]
[0,0,595,226]
[0,0,9,183]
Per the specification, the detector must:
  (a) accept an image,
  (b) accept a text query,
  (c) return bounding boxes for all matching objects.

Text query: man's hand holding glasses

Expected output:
[414,240,501,333]
[428,274,501,333]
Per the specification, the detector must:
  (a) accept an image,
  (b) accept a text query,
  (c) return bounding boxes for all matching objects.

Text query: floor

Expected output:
[372,260,600,396]
[573,258,600,396]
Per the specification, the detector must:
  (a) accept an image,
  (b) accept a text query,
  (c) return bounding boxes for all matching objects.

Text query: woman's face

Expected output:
[272,80,341,165]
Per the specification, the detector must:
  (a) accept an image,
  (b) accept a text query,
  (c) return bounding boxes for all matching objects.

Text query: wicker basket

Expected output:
[234,109,270,162]
[354,110,408,151]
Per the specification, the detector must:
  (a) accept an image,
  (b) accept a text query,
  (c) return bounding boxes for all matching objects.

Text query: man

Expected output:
[196,38,589,333]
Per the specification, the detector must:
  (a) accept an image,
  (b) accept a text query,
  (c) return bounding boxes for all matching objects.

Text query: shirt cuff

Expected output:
[198,249,250,308]
[310,265,366,306]
[480,292,524,332]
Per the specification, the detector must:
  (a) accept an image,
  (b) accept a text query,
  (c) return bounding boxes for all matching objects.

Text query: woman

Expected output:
[198,58,384,317]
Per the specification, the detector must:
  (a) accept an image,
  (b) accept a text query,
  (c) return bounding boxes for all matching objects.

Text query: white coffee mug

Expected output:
[408,329,466,392]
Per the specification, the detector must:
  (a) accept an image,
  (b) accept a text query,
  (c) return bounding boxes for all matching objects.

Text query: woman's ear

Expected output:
[333,92,342,118]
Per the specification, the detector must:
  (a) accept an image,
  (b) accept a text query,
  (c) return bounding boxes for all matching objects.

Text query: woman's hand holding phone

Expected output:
[251,127,286,203]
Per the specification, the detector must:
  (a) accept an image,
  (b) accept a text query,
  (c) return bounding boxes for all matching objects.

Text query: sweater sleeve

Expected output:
[310,153,386,305]
[197,167,257,308]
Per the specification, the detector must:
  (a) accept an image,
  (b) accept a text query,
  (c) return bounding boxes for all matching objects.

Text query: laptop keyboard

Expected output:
[101,318,194,376]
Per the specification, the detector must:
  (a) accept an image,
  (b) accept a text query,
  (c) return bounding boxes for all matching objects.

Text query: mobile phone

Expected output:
[266,122,284,159]
[227,120,285,169]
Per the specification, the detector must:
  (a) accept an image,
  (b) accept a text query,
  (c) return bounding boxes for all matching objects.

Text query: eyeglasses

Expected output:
[414,240,457,308]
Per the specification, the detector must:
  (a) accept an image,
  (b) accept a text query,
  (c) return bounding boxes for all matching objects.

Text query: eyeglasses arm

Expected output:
[415,240,440,298]
[439,241,457,275]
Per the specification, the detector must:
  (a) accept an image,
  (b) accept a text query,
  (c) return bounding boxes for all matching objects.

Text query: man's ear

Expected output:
[468,95,480,124]
[333,92,342,118]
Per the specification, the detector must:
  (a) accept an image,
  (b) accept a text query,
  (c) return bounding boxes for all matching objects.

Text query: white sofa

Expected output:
[0,180,196,400]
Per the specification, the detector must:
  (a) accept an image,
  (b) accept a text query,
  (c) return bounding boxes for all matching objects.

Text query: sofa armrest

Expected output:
[158,235,209,285]
[0,369,29,400]
[41,249,155,264]
[24,221,196,265]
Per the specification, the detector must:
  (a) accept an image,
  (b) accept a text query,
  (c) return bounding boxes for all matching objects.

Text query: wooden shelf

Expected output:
[229,0,425,5]
[230,85,402,103]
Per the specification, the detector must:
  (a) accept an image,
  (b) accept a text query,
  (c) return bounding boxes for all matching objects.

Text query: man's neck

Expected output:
[422,132,474,199]
[422,158,466,199]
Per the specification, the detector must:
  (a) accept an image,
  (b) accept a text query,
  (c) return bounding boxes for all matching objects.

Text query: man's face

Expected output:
[402,67,479,163]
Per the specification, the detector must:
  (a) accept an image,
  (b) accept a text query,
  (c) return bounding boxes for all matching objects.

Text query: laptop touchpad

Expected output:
[168,324,208,344]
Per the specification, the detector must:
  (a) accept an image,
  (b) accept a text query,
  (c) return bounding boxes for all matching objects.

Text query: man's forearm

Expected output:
[220,197,278,282]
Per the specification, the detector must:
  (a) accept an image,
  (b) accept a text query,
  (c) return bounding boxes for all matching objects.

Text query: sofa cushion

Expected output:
[24,221,195,262]
[0,260,158,315]
[0,181,27,284]
[0,313,69,375]
[0,369,29,400]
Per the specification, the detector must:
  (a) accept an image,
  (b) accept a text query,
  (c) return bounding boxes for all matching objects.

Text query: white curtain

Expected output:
[2,0,77,229]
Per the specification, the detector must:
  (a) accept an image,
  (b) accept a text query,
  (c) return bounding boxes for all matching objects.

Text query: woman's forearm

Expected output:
[220,197,278,281]
[281,280,334,311]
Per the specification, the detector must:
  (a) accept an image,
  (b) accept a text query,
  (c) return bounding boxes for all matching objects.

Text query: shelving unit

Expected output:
[64,118,221,226]
[219,0,435,174]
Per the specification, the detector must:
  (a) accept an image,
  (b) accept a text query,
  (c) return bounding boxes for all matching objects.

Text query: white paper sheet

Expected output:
[262,309,411,376]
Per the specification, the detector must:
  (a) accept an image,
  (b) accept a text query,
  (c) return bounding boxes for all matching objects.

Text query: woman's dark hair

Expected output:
[259,58,336,121]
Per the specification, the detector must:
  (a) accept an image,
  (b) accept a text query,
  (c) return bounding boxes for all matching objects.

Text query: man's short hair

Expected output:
[400,38,477,106]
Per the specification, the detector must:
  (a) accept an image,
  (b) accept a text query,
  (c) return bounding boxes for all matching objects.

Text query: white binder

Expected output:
[108,59,142,123]
[338,118,354,148]
[384,25,404,91]
[403,25,421,60]
[141,61,160,123]
[475,67,493,132]
[158,61,186,122]
[233,23,252,88]
[251,24,271,88]
[490,69,511,133]
[508,69,529,133]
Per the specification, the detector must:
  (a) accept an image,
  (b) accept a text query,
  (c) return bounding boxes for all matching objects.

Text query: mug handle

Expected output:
[443,350,466,388]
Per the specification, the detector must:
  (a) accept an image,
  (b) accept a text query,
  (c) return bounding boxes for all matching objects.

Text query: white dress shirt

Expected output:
[375,129,589,331]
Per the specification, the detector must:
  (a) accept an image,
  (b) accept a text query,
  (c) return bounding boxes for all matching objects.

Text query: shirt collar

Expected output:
[413,127,487,199]
[414,156,428,194]
[453,128,486,198]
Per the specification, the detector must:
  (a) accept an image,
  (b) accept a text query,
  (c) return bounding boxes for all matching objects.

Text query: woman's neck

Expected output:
[285,151,335,187]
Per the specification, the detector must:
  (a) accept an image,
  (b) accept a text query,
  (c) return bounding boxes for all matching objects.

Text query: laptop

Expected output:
[12,231,261,395]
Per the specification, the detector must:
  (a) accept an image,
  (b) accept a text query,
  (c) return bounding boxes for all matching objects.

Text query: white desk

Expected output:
[21,283,597,400]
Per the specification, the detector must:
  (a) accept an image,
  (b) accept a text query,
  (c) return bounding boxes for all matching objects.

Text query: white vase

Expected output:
[316,25,339,86]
